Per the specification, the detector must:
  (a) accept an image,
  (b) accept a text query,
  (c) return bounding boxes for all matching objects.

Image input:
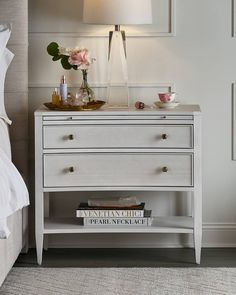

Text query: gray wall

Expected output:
[28,0,236,247]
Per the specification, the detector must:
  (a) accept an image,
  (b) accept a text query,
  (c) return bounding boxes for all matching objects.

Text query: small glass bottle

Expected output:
[60,75,68,104]
[74,92,84,106]
[52,88,60,106]
[67,92,75,106]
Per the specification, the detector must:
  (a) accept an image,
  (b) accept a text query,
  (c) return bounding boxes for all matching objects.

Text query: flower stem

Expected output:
[80,69,94,102]
[82,69,87,83]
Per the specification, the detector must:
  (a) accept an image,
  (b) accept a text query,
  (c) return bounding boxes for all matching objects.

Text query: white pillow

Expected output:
[0,24,11,60]
[0,24,13,124]
[0,48,14,124]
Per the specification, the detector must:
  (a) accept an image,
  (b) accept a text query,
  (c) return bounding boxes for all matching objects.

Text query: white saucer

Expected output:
[154,101,180,109]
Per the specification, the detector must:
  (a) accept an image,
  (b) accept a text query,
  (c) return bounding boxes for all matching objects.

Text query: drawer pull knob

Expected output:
[69,167,74,173]
[162,166,168,173]
[68,134,74,140]
[161,134,168,140]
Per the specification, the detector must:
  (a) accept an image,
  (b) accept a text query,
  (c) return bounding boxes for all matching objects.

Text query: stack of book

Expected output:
[76,197,152,227]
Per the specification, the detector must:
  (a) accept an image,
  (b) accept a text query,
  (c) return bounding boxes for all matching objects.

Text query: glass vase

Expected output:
[77,69,95,104]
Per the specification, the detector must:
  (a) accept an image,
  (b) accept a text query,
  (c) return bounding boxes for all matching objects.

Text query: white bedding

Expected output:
[0,24,29,239]
[0,148,29,239]
[0,119,11,159]
[0,24,11,61]
[0,24,12,126]
[0,48,14,125]
[0,20,28,286]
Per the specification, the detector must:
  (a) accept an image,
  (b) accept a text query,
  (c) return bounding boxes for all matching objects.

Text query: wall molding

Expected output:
[232,0,235,37]
[168,0,176,37]
[29,0,176,38]
[232,82,236,160]
[204,222,236,231]
[29,82,175,90]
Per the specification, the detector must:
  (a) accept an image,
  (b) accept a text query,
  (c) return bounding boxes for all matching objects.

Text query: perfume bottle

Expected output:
[60,75,68,104]
[51,88,60,106]
[74,92,84,106]
[67,92,75,106]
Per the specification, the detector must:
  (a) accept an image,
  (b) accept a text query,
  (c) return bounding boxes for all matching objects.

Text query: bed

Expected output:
[0,24,29,287]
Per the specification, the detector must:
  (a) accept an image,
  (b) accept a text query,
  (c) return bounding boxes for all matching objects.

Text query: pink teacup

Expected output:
[158,92,176,103]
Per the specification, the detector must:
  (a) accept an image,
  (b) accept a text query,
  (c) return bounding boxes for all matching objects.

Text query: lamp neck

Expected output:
[114,25,121,31]
[108,25,127,60]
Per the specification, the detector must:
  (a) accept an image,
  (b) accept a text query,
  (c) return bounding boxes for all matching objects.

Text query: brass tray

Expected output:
[44,100,106,111]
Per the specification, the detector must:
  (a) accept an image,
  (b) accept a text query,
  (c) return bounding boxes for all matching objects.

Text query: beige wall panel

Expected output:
[5,45,28,93]
[11,141,28,179]
[0,0,28,45]
[29,0,174,36]
[28,34,108,85]
[9,114,28,142]
[5,92,28,117]
[7,45,28,74]
[5,71,28,93]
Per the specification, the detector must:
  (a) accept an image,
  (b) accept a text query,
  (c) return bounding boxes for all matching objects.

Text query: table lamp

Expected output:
[83,0,152,107]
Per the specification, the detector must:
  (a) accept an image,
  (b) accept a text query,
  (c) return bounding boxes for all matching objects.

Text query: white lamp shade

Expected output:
[83,0,152,25]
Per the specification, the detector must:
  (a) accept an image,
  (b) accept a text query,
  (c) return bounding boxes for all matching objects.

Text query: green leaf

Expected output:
[72,65,78,70]
[52,55,62,61]
[47,42,59,56]
[61,55,72,70]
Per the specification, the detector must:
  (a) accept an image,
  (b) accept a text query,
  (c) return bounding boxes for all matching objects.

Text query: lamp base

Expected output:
[107,29,129,107]
[107,83,129,108]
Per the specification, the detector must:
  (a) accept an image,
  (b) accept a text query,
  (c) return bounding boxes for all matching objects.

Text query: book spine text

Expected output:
[76,210,144,218]
[83,217,151,227]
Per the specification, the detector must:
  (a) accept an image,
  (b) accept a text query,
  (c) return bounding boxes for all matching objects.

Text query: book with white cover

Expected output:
[83,217,152,227]
[76,202,150,218]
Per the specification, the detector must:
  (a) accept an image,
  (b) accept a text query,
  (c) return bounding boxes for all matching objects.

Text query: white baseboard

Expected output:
[202,223,236,247]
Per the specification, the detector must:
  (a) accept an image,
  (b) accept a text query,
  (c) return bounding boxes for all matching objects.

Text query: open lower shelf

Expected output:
[44,216,194,234]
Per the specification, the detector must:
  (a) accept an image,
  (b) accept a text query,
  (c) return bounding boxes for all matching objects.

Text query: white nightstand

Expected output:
[35,105,202,265]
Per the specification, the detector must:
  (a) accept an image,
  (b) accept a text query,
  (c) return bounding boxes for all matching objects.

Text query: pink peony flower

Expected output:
[68,48,94,70]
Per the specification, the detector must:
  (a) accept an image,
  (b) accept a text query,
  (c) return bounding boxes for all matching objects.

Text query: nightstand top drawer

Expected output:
[43,125,193,149]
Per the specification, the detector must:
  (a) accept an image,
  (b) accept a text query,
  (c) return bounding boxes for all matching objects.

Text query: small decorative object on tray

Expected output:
[76,197,153,227]
[135,101,145,109]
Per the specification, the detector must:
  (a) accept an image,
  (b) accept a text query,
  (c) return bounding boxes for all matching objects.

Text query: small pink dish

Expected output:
[158,92,176,103]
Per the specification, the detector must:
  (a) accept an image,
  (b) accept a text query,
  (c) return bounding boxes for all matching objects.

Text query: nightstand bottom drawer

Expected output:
[44,153,193,187]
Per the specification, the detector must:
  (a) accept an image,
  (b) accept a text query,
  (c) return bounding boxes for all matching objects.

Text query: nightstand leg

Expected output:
[35,190,44,265]
[194,231,202,264]
[193,189,202,264]
[43,193,49,251]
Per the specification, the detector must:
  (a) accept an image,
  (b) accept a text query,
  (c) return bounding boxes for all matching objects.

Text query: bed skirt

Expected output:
[0,209,22,286]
